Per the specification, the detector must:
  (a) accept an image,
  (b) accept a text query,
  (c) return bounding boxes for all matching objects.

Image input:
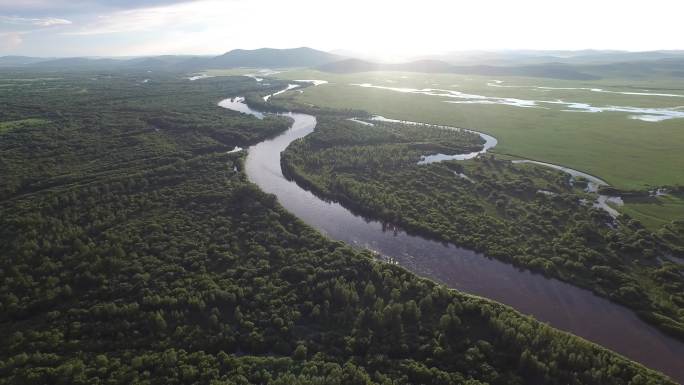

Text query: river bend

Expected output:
[219,93,684,383]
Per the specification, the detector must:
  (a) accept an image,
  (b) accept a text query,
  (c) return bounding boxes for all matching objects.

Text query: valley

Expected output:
[1,44,683,384]
[2,71,678,385]
[220,86,684,381]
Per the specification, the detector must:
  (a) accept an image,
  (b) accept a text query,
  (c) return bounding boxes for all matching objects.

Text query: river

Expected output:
[220,93,684,383]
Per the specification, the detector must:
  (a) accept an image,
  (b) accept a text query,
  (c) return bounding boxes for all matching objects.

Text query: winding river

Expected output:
[219,91,684,383]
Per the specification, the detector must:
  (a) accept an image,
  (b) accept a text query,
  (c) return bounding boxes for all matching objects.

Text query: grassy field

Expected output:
[204,68,684,229]
[252,69,684,191]
[622,194,684,231]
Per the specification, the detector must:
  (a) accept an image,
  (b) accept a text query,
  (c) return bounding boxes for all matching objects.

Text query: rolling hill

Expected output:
[318,58,600,80]
[2,49,683,80]
[0,47,344,72]
[203,47,344,68]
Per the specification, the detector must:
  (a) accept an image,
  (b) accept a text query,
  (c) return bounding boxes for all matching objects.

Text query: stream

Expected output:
[219,89,684,383]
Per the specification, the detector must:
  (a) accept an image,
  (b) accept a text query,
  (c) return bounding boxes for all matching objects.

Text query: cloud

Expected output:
[0,31,22,49]
[93,0,202,8]
[31,17,71,26]
[3,0,684,57]
[63,0,212,36]
[0,15,72,26]
[65,9,175,35]
[0,0,201,15]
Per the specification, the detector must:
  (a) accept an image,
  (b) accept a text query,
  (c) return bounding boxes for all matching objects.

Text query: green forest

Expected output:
[281,115,684,341]
[0,72,676,384]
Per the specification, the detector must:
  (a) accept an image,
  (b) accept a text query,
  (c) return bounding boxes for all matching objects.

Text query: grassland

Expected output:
[202,68,684,230]
[255,68,684,232]
[621,194,684,231]
[205,68,259,76]
[259,69,684,191]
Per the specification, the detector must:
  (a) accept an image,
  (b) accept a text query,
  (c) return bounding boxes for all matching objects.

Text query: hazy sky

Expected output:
[1,0,683,58]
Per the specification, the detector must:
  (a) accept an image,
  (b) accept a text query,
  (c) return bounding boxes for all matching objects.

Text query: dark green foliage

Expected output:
[282,115,684,341]
[0,72,674,384]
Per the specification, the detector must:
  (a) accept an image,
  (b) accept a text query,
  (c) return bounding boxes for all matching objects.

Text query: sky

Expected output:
[1,0,683,58]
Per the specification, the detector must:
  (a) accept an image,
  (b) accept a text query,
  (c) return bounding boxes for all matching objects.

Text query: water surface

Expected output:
[220,94,684,383]
[353,82,684,122]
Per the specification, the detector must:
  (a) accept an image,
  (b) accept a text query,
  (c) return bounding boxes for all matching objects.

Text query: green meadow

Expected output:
[621,193,684,231]
[203,68,684,230]
[265,69,684,191]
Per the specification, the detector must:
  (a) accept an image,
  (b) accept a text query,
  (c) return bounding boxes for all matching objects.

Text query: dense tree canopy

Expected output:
[0,72,675,384]
[282,115,684,341]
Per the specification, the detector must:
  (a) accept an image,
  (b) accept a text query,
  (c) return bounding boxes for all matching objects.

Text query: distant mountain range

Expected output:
[0,56,56,66]
[317,59,603,80]
[0,47,343,72]
[204,47,343,69]
[317,54,684,80]
[406,50,684,66]
[1,47,683,80]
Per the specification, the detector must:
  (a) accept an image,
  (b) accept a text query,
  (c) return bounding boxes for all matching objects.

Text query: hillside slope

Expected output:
[203,47,344,68]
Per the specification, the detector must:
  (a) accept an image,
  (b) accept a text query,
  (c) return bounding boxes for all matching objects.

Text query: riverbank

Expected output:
[218,89,684,382]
